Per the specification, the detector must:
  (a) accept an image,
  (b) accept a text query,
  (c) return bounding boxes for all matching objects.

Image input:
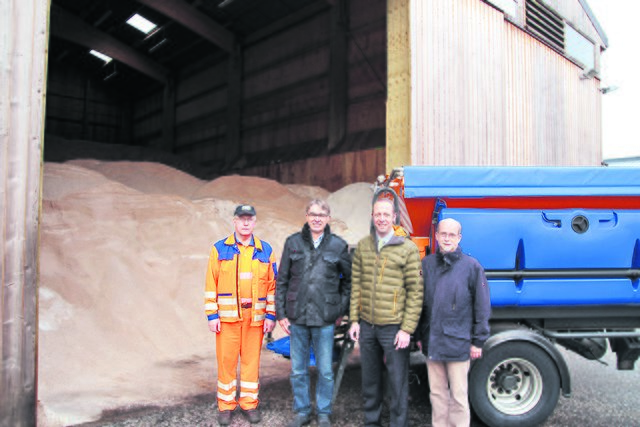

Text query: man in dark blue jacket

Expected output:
[276,199,352,427]
[417,218,491,427]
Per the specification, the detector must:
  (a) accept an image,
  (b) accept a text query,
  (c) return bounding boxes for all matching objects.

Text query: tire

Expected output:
[469,341,560,427]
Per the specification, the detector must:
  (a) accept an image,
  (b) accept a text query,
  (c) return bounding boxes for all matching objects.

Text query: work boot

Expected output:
[243,408,262,424]
[318,414,331,427]
[286,413,311,427]
[217,410,233,426]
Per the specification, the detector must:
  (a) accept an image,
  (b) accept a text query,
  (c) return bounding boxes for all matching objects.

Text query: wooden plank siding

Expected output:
[386,0,412,172]
[241,148,385,192]
[409,0,602,167]
[129,0,387,188]
[46,64,132,145]
[1,0,48,425]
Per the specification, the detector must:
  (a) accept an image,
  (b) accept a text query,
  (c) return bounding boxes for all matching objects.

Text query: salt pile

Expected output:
[38,161,373,426]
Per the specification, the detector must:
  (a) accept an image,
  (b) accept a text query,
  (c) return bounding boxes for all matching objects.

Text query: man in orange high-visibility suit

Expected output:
[205,204,277,426]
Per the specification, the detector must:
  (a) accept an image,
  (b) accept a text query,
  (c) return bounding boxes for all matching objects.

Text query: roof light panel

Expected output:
[89,50,112,64]
[126,14,157,34]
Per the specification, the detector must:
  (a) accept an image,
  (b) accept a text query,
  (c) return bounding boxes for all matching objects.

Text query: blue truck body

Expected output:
[385,166,640,426]
[402,165,640,308]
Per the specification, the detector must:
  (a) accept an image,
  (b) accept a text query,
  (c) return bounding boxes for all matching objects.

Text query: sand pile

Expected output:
[39,161,373,426]
[69,159,206,199]
[328,183,375,244]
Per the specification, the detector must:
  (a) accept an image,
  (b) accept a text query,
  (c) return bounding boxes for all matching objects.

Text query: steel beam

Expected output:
[245,1,330,46]
[50,5,169,84]
[136,0,235,53]
[328,0,348,152]
[225,44,243,168]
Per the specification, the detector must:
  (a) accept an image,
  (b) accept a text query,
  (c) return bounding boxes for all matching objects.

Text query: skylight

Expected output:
[89,50,112,64]
[126,13,157,34]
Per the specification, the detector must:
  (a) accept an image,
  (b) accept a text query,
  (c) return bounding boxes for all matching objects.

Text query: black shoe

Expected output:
[318,414,331,427]
[286,413,311,427]
[243,408,262,424]
[218,410,233,426]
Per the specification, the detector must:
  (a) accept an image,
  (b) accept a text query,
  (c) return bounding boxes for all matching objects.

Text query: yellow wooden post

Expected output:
[386,0,412,173]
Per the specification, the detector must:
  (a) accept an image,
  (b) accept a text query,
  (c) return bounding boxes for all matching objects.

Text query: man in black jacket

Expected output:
[276,199,352,427]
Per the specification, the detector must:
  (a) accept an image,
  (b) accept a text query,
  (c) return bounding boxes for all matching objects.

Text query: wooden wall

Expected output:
[131,0,387,188]
[241,148,385,192]
[1,0,48,424]
[408,0,603,167]
[386,0,412,172]
[46,63,132,145]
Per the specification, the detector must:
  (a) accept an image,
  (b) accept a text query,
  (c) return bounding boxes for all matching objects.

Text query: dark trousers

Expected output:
[359,321,410,427]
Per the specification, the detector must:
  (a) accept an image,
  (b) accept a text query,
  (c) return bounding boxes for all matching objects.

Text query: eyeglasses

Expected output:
[307,212,329,219]
[437,232,459,239]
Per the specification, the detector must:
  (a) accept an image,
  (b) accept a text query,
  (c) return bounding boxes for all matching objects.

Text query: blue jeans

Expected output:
[289,323,335,416]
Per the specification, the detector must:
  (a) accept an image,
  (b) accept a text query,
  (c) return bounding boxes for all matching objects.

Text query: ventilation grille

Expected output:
[526,0,565,52]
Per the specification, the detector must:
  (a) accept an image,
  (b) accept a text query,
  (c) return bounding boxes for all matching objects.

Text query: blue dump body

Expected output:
[440,208,640,307]
[404,166,640,198]
[402,166,640,308]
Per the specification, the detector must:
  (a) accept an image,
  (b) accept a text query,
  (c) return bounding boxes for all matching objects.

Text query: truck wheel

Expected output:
[469,342,560,427]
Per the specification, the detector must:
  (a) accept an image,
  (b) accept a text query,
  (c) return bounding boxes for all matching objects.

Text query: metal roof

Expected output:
[49,0,322,94]
[578,0,609,48]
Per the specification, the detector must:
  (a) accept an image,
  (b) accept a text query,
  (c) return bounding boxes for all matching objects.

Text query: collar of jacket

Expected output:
[436,246,463,270]
[372,224,409,247]
[223,233,264,252]
[302,223,331,246]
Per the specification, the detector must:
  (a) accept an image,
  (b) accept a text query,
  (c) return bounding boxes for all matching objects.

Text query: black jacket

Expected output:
[275,223,352,326]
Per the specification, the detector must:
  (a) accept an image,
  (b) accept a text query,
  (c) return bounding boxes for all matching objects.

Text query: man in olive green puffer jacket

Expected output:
[348,198,423,427]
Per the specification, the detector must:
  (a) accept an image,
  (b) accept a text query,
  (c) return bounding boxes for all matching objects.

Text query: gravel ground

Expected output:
[73,347,640,427]
[73,352,435,427]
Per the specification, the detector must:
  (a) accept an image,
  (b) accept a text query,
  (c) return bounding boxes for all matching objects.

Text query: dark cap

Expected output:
[234,204,256,217]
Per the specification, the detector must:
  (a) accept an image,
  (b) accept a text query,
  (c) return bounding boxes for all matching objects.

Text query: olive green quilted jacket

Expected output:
[349,226,423,333]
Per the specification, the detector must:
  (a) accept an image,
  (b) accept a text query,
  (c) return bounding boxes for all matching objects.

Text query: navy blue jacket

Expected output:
[417,247,491,361]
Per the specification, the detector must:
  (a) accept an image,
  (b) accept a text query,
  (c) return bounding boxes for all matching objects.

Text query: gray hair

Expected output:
[306,199,331,215]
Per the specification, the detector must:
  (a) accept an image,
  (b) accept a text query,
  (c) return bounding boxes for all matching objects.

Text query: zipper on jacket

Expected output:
[236,249,241,318]
[452,286,457,311]
[378,256,387,284]
[372,248,378,325]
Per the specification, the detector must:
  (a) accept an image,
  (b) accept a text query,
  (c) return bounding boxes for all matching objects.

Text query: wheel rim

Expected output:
[485,357,544,416]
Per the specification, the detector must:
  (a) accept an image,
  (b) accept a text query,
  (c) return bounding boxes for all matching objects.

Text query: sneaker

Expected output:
[286,413,311,427]
[243,408,262,424]
[218,410,233,426]
[318,414,331,427]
